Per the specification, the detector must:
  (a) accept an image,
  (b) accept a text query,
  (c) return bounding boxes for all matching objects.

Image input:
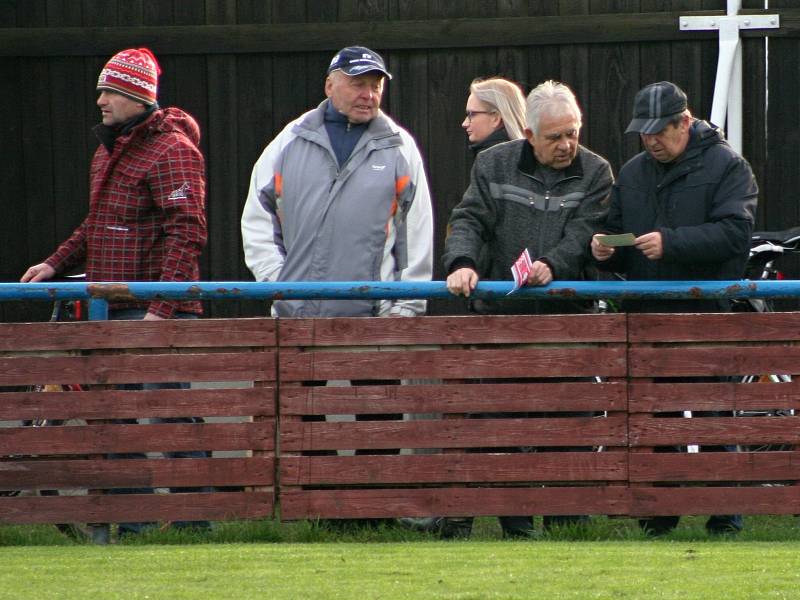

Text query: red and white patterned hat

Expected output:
[97,48,161,105]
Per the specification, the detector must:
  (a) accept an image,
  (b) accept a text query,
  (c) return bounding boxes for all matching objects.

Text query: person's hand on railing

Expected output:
[526,260,553,286]
[20,263,56,283]
[446,267,479,297]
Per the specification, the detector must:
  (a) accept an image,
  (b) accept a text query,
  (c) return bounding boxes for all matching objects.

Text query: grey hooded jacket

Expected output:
[242,100,434,317]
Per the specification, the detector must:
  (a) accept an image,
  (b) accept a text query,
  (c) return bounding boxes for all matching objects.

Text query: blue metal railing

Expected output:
[2,280,799,321]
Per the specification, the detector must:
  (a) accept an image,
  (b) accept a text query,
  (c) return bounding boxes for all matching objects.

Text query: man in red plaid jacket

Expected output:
[21,47,207,320]
[20,48,209,538]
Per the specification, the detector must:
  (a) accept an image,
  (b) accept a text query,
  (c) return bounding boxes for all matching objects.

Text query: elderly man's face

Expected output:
[640,116,691,163]
[325,71,384,124]
[525,110,581,170]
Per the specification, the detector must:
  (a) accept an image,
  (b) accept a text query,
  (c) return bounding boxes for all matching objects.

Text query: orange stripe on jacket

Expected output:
[274,172,283,197]
[395,175,410,196]
[385,176,409,235]
[385,198,398,236]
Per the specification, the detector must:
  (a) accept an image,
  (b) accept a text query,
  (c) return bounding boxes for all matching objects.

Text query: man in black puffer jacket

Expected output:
[592,81,758,536]
[592,81,757,313]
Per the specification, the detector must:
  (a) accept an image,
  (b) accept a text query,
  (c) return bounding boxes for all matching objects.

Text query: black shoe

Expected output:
[439,519,473,540]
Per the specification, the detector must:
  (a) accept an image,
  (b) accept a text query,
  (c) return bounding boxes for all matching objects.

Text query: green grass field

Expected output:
[1,517,799,599]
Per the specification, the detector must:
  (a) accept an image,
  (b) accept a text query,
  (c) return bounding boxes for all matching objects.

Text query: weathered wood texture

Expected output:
[278,314,628,520]
[0,492,273,525]
[0,317,276,524]
[281,487,631,520]
[2,312,800,524]
[4,1,795,322]
[627,312,800,513]
[279,313,800,520]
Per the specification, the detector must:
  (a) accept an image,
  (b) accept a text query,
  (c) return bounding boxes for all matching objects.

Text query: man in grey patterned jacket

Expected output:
[439,80,612,539]
[443,79,612,315]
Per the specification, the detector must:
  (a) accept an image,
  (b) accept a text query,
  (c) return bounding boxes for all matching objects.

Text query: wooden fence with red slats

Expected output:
[277,314,630,520]
[627,312,800,517]
[1,312,799,526]
[0,318,276,525]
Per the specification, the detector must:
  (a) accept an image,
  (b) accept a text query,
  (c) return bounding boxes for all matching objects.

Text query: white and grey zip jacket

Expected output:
[241,100,434,317]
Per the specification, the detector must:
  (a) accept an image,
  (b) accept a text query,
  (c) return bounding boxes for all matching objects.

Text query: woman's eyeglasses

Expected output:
[464,110,495,122]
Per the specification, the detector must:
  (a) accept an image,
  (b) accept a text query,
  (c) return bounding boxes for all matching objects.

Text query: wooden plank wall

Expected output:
[627,312,800,517]
[4,0,794,323]
[277,314,630,520]
[0,318,276,525]
[0,311,799,525]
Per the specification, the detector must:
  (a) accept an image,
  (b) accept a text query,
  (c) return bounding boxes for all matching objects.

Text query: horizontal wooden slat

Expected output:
[629,486,800,516]
[280,415,626,451]
[629,345,800,378]
[0,387,273,420]
[630,452,800,482]
[278,314,626,346]
[629,381,800,412]
[281,452,627,485]
[279,486,629,520]
[0,318,276,351]
[280,346,627,381]
[0,457,274,491]
[629,416,800,446]
[0,13,732,58]
[628,312,800,343]
[0,422,274,455]
[0,491,273,524]
[280,381,626,415]
[0,351,275,386]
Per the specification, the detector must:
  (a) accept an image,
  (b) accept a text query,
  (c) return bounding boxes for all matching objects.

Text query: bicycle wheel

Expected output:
[736,374,795,452]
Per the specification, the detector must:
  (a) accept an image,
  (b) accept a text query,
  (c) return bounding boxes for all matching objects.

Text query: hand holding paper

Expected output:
[509,248,533,295]
[592,232,630,262]
[509,249,552,294]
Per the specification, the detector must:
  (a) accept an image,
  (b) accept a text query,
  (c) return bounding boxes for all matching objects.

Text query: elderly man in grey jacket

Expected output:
[242,46,433,318]
[439,80,613,539]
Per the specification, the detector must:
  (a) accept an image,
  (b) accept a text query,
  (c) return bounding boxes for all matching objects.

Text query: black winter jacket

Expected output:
[599,120,757,312]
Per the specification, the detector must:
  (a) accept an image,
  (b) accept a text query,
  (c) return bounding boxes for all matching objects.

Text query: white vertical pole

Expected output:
[727,0,743,153]
[727,29,743,153]
[709,0,744,153]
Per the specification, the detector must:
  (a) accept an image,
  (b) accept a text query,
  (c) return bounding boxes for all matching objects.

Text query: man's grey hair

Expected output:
[525,80,582,135]
[666,109,692,130]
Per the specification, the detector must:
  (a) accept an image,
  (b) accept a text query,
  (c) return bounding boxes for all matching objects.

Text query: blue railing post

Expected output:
[85,297,111,544]
[88,299,108,321]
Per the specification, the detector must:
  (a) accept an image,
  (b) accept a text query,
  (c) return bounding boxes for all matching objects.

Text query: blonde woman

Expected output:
[462,77,527,155]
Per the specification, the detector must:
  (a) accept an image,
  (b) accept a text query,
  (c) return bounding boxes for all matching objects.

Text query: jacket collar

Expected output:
[517,139,585,181]
[93,104,158,153]
[644,120,722,187]
[469,127,509,156]
[297,99,399,148]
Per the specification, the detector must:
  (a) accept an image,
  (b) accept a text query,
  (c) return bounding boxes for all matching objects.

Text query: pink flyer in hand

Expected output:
[509,248,532,295]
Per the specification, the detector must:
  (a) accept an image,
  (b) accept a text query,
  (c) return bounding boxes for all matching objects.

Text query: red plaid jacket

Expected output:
[46,108,207,318]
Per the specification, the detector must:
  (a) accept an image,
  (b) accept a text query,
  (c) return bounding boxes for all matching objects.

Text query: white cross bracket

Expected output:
[679,14,779,31]
[678,12,780,154]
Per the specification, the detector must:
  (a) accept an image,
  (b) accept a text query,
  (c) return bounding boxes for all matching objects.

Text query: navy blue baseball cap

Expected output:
[626,81,688,134]
[327,46,392,80]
